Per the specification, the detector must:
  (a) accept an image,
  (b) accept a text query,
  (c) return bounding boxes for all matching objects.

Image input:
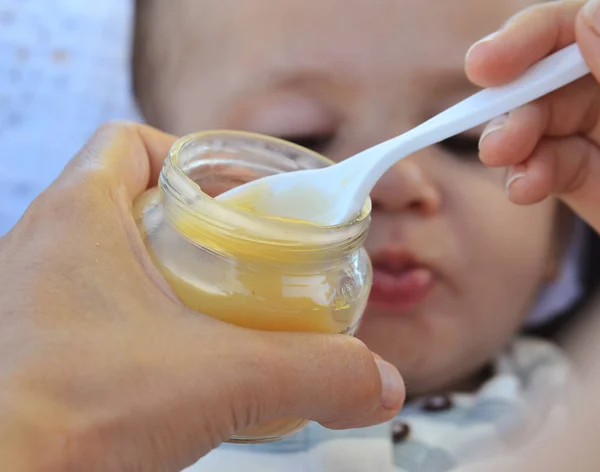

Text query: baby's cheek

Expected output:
[436,324,457,350]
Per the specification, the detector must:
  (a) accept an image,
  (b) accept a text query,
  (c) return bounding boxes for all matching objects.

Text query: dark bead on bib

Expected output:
[391,420,411,443]
[422,395,453,412]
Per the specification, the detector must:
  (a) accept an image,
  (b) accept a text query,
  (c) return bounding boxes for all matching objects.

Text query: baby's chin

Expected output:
[356,307,487,396]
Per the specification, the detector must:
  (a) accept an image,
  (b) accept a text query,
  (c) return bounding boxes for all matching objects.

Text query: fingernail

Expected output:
[583,0,600,35]
[479,115,509,150]
[375,358,404,410]
[466,30,500,60]
[505,165,527,195]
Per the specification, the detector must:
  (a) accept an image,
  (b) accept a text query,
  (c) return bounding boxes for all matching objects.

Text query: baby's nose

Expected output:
[370,159,441,215]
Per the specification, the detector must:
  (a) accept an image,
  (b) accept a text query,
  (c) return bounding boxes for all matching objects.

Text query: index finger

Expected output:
[58,121,178,203]
[466,1,584,87]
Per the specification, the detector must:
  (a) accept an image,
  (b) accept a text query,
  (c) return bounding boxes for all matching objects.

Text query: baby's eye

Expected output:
[277,133,336,154]
[438,134,480,160]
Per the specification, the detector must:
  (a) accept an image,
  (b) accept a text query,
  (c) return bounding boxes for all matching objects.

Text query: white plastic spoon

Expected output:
[217,43,590,226]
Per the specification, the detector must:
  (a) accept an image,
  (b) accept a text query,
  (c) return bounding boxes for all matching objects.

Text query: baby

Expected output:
[132,0,599,470]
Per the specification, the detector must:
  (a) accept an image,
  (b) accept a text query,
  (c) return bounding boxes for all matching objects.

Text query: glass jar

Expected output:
[133,130,372,443]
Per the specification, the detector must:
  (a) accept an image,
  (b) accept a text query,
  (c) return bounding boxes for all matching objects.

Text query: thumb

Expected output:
[578,0,600,82]
[231,331,405,432]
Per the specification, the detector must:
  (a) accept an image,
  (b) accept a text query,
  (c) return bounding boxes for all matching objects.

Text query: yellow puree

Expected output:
[155,202,362,335]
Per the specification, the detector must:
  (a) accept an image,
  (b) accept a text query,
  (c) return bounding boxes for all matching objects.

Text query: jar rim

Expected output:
[160,130,371,260]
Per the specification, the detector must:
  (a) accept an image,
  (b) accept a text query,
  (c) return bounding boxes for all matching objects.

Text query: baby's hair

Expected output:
[132,0,183,127]
[132,0,158,123]
[528,227,600,343]
[133,0,211,128]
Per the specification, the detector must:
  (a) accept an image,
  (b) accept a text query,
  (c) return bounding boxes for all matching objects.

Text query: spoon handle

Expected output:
[342,43,590,190]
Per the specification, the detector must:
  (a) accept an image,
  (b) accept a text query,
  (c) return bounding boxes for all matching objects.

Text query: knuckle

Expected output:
[43,171,114,224]
[520,1,555,18]
[14,173,121,258]
[23,120,146,233]
[560,141,590,194]
[97,119,139,136]
[505,1,561,28]
[92,120,143,151]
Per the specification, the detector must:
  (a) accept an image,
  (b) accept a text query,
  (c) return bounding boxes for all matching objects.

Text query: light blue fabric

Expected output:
[0,0,138,235]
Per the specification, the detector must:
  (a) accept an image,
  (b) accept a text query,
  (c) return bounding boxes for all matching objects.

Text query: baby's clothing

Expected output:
[185,337,569,472]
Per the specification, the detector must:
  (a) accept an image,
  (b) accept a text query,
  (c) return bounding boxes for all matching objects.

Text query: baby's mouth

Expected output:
[368,250,436,312]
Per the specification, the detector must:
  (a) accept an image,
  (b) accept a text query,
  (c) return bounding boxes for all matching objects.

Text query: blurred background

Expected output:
[0,0,138,235]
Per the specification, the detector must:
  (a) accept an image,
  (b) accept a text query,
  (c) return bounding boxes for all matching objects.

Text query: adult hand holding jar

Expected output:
[0,122,404,472]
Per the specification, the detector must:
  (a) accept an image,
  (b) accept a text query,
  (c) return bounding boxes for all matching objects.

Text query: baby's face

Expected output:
[140,0,557,395]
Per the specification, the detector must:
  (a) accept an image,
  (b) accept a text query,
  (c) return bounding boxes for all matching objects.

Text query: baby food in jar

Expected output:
[134,131,372,443]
